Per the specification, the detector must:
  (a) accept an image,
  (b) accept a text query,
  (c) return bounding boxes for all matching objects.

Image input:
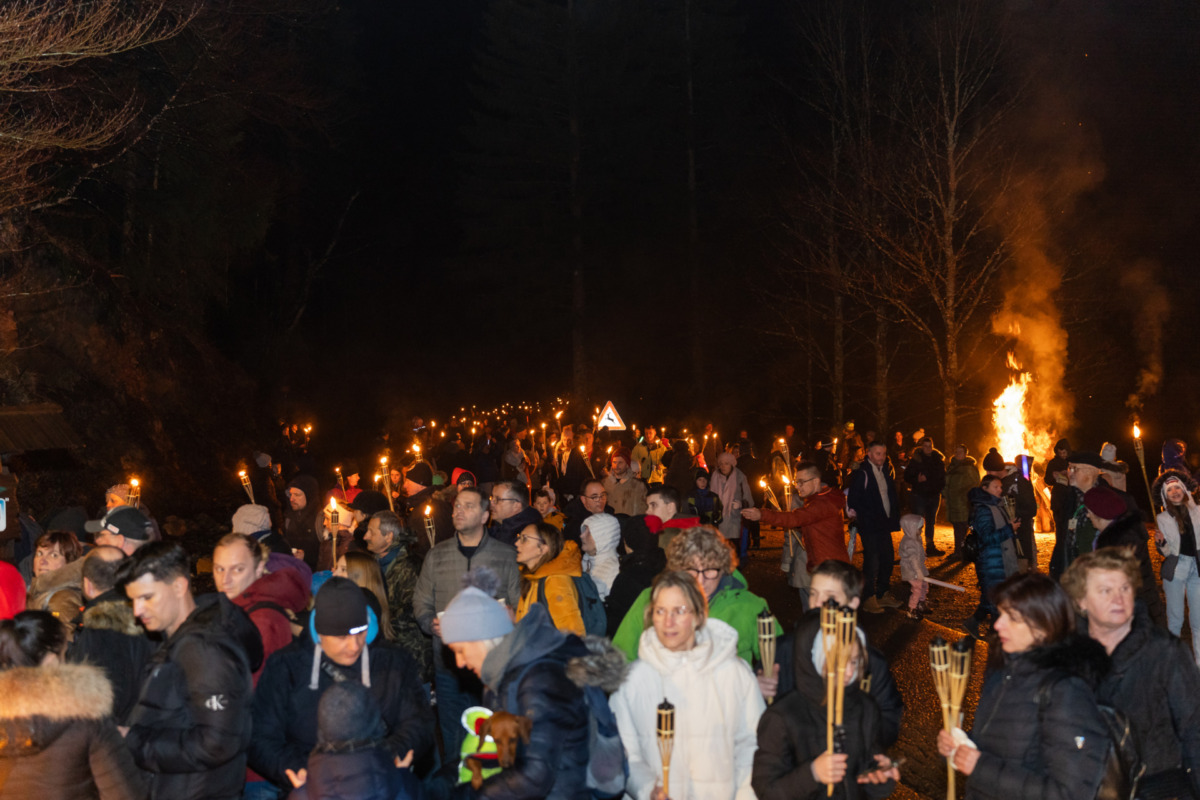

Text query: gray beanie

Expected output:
[232,504,272,535]
[440,586,513,644]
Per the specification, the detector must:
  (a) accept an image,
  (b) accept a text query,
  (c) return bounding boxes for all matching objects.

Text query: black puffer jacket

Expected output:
[1091,606,1200,797]
[965,635,1111,800]
[752,613,893,800]
[0,663,148,800]
[124,593,260,800]
[66,590,158,723]
[249,639,434,789]
[459,603,595,800]
[773,609,904,748]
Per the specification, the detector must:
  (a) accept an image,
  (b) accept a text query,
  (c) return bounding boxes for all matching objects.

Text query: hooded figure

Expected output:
[1160,439,1191,477]
[1153,469,1200,664]
[580,513,621,601]
[284,475,326,571]
[752,612,894,800]
[606,516,667,637]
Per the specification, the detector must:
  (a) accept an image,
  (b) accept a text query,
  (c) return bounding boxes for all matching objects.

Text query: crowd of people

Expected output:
[0,414,1196,800]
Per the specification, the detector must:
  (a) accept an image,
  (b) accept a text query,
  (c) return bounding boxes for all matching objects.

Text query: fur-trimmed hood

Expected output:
[0,664,113,758]
[80,591,142,636]
[565,635,627,694]
[1153,468,1197,508]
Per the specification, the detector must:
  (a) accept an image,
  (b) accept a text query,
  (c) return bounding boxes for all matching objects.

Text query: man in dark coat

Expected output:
[1043,439,1074,579]
[903,436,946,556]
[846,442,902,612]
[66,546,155,723]
[561,478,615,544]
[249,578,434,791]
[487,480,543,546]
[119,542,261,800]
[283,475,326,570]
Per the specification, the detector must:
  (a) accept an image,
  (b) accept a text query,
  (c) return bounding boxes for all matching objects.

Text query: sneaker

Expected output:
[906,608,923,620]
[861,596,884,614]
[926,546,947,556]
[878,593,902,609]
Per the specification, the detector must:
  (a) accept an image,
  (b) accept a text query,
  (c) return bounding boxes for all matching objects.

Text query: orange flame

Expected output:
[993,352,1055,461]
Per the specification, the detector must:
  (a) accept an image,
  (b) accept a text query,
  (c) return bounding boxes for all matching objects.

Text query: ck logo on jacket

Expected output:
[205,694,228,711]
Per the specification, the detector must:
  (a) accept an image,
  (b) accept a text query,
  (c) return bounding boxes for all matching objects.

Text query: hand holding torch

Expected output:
[758,611,777,705]
[657,699,675,798]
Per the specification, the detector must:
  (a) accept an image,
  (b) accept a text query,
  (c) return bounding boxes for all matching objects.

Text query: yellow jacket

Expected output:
[516,540,585,635]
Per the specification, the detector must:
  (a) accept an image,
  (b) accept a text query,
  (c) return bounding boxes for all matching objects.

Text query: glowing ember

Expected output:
[992,353,1055,461]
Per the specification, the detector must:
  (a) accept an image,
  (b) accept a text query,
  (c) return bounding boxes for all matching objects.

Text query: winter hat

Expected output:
[1100,443,1118,463]
[0,561,25,620]
[440,586,513,644]
[982,448,1006,472]
[105,484,132,505]
[254,451,273,469]
[715,451,737,471]
[232,504,272,535]
[314,577,370,637]
[85,506,152,540]
[610,448,633,467]
[316,680,386,749]
[1068,451,1106,469]
[406,462,433,488]
[582,513,621,555]
[1083,486,1125,521]
[622,515,663,554]
[341,460,360,478]
[694,467,710,483]
[899,513,924,538]
[349,490,390,516]
[452,468,477,487]
[816,437,834,450]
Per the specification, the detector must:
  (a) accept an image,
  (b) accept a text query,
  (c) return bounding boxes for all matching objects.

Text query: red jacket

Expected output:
[233,567,310,684]
[759,487,847,572]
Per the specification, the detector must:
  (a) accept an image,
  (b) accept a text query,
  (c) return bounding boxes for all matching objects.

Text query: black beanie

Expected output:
[982,448,1006,472]
[1054,438,1071,453]
[314,577,369,636]
[406,461,433,487]
[316,681,386,747]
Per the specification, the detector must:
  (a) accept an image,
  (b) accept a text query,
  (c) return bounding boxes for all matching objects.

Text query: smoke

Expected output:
[1122,259,1169,411]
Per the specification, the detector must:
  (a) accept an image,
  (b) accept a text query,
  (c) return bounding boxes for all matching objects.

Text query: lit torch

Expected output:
[656,699,675,798]
[328,497,339,528]
[1132,423,1156,514]
[424,505,436,549]
[759,478,781,511]
[758,611,777,705]
[238,470,254,504]
[781,473,792,511]
[335,466,345,495]
[127,478,140,509]
[380,456,394,512]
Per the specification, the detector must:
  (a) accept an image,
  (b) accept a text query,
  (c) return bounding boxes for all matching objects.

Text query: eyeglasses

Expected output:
[685,567,722,580]
[653,606,694,620]
[584,492,608,501]
[797,476,820,485]
[516,534,545,545]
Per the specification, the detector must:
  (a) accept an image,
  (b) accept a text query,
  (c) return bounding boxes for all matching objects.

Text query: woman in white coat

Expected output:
[611,570,765,800]
[581,512,621,601]
[1152,469,1200,665]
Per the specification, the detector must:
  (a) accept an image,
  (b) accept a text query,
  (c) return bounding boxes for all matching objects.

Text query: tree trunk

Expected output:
[875,312,888,432]
[568,0,586,401]
[833,291,844,424]
[944,339,958,445]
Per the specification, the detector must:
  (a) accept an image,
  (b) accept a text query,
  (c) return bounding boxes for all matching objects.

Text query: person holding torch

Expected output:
[611,570,764,800]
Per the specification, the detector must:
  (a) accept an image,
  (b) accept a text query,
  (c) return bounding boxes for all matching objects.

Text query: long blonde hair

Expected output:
[342,551,395,641]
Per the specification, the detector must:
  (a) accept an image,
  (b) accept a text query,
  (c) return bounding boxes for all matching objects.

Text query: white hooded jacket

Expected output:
[1156,476,1200,557]
[581,513,621,601]
[611,617,764,800]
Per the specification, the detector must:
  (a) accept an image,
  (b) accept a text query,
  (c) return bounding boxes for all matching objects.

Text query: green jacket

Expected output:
[942,456,981,524]
[611,570,782,665]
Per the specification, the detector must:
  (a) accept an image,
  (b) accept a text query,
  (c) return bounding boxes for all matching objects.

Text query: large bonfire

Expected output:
[992,352,1056,463]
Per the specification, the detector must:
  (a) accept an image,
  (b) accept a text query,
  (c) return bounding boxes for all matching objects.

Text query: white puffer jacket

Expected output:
[581,513,621,601]
[1156,477,1200,557]
[611,618,764,800]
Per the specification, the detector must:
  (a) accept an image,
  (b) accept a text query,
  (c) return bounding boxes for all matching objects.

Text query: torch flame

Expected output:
[238,470,246,478]
[380,456,388,466]
[781,474,790,485]
[759,478,767,488]
[424,505,431,517]
[130,478,139,488]
[1133,424,1141,439]
[329,497,337,511]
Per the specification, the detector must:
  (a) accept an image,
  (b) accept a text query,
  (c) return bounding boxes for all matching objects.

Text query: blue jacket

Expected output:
[969,487,1014,593]
[847,460,900,533]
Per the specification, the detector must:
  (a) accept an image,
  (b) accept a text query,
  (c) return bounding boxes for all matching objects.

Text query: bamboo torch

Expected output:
[238,470,255,504]
[127,478,140,509]
[328,498,340,567]
[657,699,675,798]
[380,456,394,512]
[758,611,777,705]
[424,505,437,549]
[759,478,781,511]
[335,466,345,495]
[782,473,792,511]
[821,600,838,796]
[1132,424,1157,516]
[931,636,972,800]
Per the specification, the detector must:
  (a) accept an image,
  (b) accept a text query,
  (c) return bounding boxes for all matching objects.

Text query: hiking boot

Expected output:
[861,596,884,614]
[926,546,947,557]
[878,593,902,609]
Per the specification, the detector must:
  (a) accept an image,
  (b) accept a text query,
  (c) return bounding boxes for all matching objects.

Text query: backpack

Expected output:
[245,599,303,646]
[505,658,629,800]
[536,573,608,637]
[1036,675,1144,800]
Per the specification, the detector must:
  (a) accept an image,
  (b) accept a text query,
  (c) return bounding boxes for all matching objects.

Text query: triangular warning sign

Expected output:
[596,401,626,431]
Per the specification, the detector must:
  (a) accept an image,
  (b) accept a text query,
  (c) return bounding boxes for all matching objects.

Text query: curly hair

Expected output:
[1060,546,1142,607]
[665,526,736,574]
